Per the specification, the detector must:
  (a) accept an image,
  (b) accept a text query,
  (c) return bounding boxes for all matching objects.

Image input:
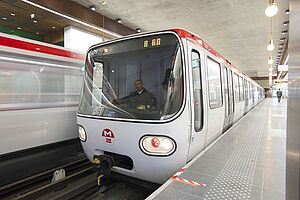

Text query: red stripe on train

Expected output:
[0,36,85,60]
[171,28,238,70]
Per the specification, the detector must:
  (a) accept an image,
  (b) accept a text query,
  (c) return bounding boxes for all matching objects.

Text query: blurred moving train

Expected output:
[0,33,85,155]
[77,28,264,184]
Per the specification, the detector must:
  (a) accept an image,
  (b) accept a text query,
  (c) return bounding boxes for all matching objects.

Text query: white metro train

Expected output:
[77,28,264,184]
[0,33,84,155]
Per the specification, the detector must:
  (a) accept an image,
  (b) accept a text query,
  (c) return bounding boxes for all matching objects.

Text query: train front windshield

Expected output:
[78,33,183,120]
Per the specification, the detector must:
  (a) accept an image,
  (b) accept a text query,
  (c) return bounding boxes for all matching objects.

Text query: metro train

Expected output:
[77,28,264,184]
[0,33,85,155]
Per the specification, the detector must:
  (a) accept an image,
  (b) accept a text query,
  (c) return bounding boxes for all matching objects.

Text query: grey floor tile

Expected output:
[153,186,203,200]
[262,188,285,200]
[188,158,226,177]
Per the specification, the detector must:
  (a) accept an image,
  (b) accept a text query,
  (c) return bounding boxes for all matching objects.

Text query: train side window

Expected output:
[207,57,222,109]
[191,50,203,131]
[239,76,244,101]
[223,66,229,116]
[233,73,240,103]
[248,82,251,99]
[244,79,248,100]
[229,70,235,113]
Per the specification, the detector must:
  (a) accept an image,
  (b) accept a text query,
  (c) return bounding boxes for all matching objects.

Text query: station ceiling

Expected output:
[72,0,290,78]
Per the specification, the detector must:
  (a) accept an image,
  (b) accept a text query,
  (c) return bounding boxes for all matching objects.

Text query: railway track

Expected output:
[0,157,93,200]
[0,157,157,200]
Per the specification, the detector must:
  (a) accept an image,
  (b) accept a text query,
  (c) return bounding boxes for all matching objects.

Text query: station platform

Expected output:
[147,98,287,200]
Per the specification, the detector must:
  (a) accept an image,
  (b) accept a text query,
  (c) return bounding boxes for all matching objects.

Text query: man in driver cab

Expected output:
[113,80,157,111]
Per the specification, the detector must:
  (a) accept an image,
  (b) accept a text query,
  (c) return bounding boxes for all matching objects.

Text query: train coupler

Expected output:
[97,173,104,187]
[92,155,114,187]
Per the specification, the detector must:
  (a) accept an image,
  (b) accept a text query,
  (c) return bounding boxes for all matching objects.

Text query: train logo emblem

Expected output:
[102,128,115,144]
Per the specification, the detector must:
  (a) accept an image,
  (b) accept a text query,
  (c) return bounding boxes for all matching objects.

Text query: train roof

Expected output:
[169,28,258,85]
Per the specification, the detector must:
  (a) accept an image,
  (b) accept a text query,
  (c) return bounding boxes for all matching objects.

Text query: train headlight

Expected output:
[78,126,87,142]
[139,135,176,156]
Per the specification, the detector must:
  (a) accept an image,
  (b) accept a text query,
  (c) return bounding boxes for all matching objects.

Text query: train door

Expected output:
[223,66,234,131]
[187,42,207,161]
[205,55,225,145]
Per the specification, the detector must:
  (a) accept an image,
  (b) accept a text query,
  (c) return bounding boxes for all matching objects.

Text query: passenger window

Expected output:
[0,59,82,109]
[248,82,250,99]
[239,76,244,101]
[191,50,203,131]
[223,66,229,116]
[207,57,222,109]
[244,79,248,100]
[233,73,240,103]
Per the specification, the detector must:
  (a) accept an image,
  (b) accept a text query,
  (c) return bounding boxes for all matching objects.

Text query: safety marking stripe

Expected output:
[170,168,206,187]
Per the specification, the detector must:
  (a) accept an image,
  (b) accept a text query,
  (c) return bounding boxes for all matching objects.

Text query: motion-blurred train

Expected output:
[0,33,84,155]
[77,28,264,184]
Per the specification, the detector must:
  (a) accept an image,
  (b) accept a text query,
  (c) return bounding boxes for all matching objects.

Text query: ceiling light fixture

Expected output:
[116,18,122,23]
[281,30,288,34]
[89,5,96,11]
[265,0,278,17]
[268,56,274,65]
[286,9,290,14]
[100,1,106,5]
[33,20,37,23]
[52,26,56,29]
[136,28,141,33]
[2,17,7,20]
[283,21,289,26]
[280,38,285,41]
[36,32,39,35]
[10,13,15,16]
[267,39,275,51]
[17,27,21,30]
[30,13,35,19]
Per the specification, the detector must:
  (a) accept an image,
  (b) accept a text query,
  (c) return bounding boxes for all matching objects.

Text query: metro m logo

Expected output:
[102,128,115,144]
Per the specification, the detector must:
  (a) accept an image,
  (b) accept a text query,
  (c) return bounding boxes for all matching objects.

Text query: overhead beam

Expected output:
[23,0,136,38]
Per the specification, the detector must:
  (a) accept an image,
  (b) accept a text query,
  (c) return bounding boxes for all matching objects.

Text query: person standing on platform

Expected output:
[276,89,283,103]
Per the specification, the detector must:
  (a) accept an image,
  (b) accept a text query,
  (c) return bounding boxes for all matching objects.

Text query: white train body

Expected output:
[77,29,264,184]
[0,33,85,155]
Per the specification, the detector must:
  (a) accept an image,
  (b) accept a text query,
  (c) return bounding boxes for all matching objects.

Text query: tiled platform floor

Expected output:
[147,98,287,200]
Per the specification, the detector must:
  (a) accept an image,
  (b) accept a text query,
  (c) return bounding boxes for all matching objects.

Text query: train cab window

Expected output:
[79,33,184,121]
[191,50,203,131]
[207,57,222,109]
[239,76,244,101]
[233,73,240,103]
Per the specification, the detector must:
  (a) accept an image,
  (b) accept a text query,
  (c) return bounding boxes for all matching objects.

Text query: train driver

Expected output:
[113,80,157,111]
